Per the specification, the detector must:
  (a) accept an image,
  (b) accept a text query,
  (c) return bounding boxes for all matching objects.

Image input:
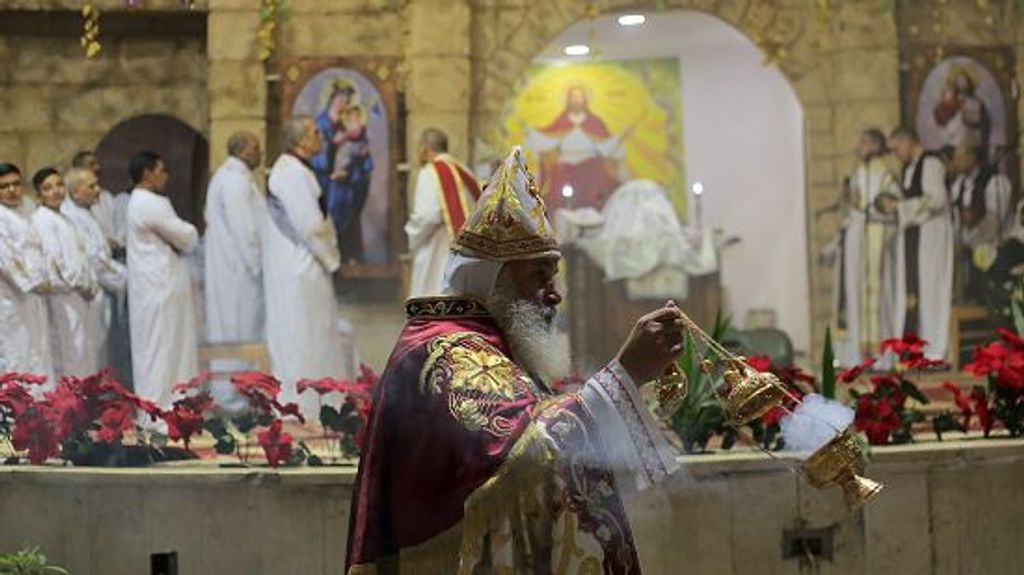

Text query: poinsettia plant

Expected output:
[0,371,175,466]
[169,371,309,467]
[839,335,936,445]
[297,363,377,460]
[941,328,1024,437]
[745,356,817,450]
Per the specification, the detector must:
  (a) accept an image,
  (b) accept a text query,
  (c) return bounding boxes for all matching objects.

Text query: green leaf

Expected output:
[214,435,236,455]
[149,432,168,448]
[710,309,731,342]
[203,417,229,438]
[233,413,257,434]
[821,327,836,399]
[900,380,930,405]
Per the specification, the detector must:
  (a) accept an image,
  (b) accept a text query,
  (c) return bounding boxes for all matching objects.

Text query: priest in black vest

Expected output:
[878,127,954,360]
[950,144,1013,302]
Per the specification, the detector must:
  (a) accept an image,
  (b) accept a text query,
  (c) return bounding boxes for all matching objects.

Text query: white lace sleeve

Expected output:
[579,361,679,493]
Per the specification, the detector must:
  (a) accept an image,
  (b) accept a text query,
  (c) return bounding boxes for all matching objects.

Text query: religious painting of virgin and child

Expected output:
[280,59,399,266]
[496,57,685,220]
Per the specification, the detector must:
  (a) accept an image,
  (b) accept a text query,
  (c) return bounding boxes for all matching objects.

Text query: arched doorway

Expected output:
[95,114,209,231]
[487,10,811,359]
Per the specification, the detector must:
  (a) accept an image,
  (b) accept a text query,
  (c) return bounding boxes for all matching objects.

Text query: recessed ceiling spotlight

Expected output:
[618,14,646,27]
[564,44,591,56]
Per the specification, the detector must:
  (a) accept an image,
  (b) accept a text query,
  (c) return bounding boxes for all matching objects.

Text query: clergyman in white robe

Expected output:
[33,203,100,377]
[205,155,265,343]
[92,188,128,249]
[892,152,954,360]
[264,153,347,416]
[405,151,480,298]
[62,171,127,377]
[127,187,200,409]
[833,156,899,367]
[0,203,53,380]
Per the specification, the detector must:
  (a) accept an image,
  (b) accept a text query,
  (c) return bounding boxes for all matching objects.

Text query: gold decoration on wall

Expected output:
[258,0,286,62]
[80,0,101,58]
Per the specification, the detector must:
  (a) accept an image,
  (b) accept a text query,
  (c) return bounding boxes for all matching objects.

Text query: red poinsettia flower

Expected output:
[257,419,293,468]
[296,378,338,395]
[10,406,59,464]
[230,372,281,400]
[853,395,901,445]
[996,328,1024,349]
[964,343,1011,378]
[0,382,35,416]
[0,372,48,387]
[838,357,876,383]
[94,402,135,444]
[274,401,305,424]
[904,356,948,371]
[869,374,899,392]
[43,383,89,441]
[173,371,211,394]
[942,382,972,426]
[746,356,773,373]
[881,334,926,358]
[163,391,214,449]
[356,364,378,387]
[971,387,994,436]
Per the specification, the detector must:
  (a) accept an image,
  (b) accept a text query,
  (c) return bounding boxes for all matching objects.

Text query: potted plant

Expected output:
[668,313,734,453]
[0,546,68,575]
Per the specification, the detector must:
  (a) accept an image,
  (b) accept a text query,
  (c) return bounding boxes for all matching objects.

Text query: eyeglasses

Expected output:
[0,180,23,190]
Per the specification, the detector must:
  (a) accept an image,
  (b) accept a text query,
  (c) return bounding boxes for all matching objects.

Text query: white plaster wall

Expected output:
[541,11,811,355]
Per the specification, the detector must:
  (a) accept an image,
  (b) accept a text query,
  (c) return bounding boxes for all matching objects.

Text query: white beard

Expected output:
[487,280,571,384]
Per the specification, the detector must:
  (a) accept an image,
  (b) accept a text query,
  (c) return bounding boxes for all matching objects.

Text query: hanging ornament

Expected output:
[80,0,101,59]
[258,0,285,62]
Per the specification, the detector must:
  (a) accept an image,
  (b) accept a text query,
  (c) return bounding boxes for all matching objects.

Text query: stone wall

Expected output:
[1,439,1021,574]
[0,10,208,175]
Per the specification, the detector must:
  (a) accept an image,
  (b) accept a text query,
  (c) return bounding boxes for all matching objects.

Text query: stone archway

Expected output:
[466,0,902,355]
[96,114,210,231]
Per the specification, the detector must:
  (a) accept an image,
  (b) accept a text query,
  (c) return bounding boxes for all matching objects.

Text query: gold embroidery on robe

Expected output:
[420,332,540,437]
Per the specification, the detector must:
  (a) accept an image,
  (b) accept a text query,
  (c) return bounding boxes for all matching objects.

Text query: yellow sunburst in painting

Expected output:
[499,59,684,216]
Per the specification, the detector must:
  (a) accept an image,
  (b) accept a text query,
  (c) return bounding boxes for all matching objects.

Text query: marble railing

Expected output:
[0,439,1021,574]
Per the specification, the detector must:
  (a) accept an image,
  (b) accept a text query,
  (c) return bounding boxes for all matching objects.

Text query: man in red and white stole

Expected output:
[404,128,481,297]
[347,146,682,574]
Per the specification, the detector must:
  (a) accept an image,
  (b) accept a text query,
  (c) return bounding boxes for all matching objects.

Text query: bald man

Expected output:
[204,131,266,345]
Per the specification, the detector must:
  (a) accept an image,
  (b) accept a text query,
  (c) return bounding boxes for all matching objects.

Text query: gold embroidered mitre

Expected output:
[452,146,560,262]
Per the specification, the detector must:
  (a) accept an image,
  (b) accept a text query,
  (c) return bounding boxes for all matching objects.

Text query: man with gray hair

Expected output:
[62,166,127,374]
[404,127,481,297]
[72,150,127,251]
[263,117,347,416]
[204,131,266,346]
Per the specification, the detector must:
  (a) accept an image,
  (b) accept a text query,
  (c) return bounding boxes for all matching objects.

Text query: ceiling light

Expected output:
[564,44,591,57]
[618,14,646,27]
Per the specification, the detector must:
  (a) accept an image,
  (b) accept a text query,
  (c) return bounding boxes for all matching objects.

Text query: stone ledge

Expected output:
[0,463,358,487]
[1,438,1017,485]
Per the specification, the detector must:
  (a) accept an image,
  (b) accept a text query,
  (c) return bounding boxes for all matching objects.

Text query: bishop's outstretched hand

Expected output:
[616,301,686,385]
